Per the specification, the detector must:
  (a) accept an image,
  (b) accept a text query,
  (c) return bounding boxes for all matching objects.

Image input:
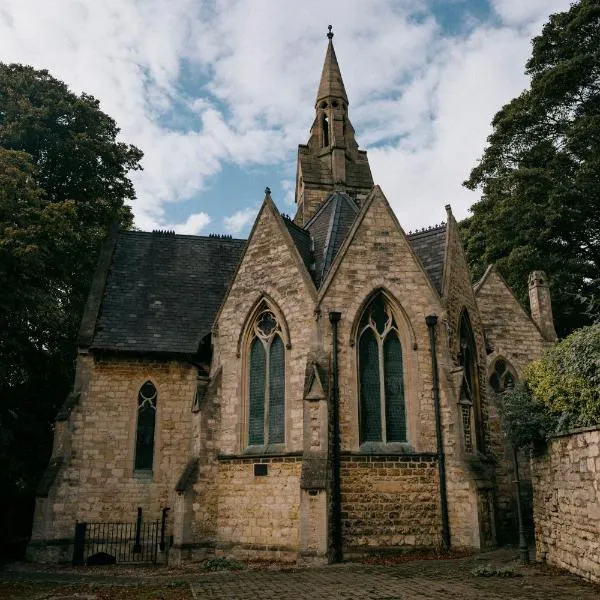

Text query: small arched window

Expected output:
[459,311,483,453]
[248,310,285,446]
[490,358,516,393]
[358,294,406,444]
[322,114,330,147]
[135,381,157,470]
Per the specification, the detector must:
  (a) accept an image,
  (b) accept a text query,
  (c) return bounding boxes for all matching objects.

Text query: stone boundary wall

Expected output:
[532,426,600,583]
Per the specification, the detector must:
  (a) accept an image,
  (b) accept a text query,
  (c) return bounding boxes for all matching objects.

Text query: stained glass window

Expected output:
[358,294,406,444]
[490,359,516,394]
[248,309,285,446]
[135,381,157,470]
[459,311,483,452]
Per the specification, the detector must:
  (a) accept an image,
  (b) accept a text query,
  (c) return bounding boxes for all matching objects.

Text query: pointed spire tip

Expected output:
[265,186,271,196]
[327,25,333,40]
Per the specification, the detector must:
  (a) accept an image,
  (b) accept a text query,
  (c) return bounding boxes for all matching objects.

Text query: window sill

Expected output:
[243,443,287,456]
[357,442,414,454]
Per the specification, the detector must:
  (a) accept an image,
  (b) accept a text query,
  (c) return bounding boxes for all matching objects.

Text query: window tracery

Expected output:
[489,358,516,393]
[358,294,406,444]
[134,381,157,470]
[248,309,285,446]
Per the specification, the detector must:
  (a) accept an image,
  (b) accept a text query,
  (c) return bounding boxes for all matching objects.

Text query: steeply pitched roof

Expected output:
[407,225,447,294]
[283,217,312,273]
[305,191,359,286]
[91,231,245,355]
[316,38,348,105]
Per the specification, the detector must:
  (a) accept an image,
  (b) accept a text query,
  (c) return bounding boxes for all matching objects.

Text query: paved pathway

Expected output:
[2,549,599,599]
[189,556,599,600]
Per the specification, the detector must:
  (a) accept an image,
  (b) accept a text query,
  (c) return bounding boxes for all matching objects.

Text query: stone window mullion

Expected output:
[263,338,271,445]
[377,331,387,444]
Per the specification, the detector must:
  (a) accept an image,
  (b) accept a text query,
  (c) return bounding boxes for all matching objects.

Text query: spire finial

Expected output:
[265,186,271,195]
[327,25,333,40]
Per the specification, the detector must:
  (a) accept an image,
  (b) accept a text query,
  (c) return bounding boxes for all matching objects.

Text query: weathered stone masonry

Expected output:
[532,427,600,584]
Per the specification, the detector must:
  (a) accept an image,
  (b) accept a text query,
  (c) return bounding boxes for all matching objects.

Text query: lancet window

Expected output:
[489,358,516,393]
[134,381,157,470]
[248,310,285,446]
[358,294,406,444]
[458,311,483,453]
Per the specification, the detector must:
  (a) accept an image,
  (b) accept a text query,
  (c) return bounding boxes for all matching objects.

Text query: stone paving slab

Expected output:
[3,550,599,600]
[189,561,599,600]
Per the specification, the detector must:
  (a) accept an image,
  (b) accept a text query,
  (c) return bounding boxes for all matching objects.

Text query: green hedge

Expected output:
[499,324,600,446]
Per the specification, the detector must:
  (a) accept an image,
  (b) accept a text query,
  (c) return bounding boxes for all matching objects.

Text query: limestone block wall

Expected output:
[216,457,302,559]
[319,192,441,454]
[30,355,196,561]
[319,190,482,551]
[215,198,316,457]
[532,427,600,583]
[340,454,441,552]
[475,267,547,544]
[475,267,548,374]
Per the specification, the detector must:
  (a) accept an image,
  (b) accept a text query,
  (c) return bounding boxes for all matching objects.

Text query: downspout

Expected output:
[329,310,343,562]
[426,314,451,551]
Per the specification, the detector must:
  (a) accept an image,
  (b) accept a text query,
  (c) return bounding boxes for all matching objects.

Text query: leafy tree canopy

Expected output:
[462,0,600,337]
[0,64,142,535]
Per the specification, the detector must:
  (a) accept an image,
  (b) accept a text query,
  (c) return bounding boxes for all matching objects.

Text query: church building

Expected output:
[29,29,557,564]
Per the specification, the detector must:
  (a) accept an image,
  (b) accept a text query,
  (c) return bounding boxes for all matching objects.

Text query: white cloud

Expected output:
[224,207,258,235]
[165,212,211,235]
[0,0,574,233]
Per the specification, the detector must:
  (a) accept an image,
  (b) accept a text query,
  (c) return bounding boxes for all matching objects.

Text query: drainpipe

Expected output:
[426,314,451,551]
[329,310,343,563]
[512,446,530,564]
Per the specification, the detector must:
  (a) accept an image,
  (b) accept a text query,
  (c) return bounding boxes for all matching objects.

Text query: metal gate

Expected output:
[72,507,169,565]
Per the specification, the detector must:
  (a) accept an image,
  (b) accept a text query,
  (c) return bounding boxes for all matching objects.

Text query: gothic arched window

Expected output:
[458,311,483,453]
[490,358,516,393]
[134,381,157,470]
[358,294,406,444]
[248,310,285,446]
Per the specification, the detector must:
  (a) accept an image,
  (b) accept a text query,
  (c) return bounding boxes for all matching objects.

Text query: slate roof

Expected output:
[87,206,447,357]
[305,191,359,286]
[406,225,447,294]
[283,217,312,273]
[91,231,245,355]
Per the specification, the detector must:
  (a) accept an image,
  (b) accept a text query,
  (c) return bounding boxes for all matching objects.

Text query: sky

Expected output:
[0,0,573,237]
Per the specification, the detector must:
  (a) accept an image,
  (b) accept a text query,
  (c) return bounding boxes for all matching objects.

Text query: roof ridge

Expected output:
[119,230,247,243]
[407,223,446,237]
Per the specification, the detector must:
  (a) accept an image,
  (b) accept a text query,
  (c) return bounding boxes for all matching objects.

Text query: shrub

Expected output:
[525,324,600,431]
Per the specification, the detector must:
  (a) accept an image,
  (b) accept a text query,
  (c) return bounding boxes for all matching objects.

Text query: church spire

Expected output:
[316,26,348,107]
[293,27,373,226]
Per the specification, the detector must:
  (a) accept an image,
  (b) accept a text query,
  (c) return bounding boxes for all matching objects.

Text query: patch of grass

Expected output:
[198,557,246,572]
[471,563,522,577]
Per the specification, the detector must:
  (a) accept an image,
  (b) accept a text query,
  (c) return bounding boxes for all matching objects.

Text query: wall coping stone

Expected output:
[548,425,600,439]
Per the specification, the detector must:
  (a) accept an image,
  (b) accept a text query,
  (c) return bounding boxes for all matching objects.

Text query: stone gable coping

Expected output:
[316,185,443,305]
[212,192,318,333]
[474,264,545,341]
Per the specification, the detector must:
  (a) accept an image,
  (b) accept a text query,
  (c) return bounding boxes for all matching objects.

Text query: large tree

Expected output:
[0,65,142,553]
[462,0,600,337]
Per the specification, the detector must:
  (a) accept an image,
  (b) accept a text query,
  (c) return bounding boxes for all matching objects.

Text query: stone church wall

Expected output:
[29,355,196,562]
[440,213,499,550]
[532,427,600,584]
[475,267,547,544]
[216,457,302,561]
[340,454,441,552]
[319,191,448,551]
[212,199,316,559]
